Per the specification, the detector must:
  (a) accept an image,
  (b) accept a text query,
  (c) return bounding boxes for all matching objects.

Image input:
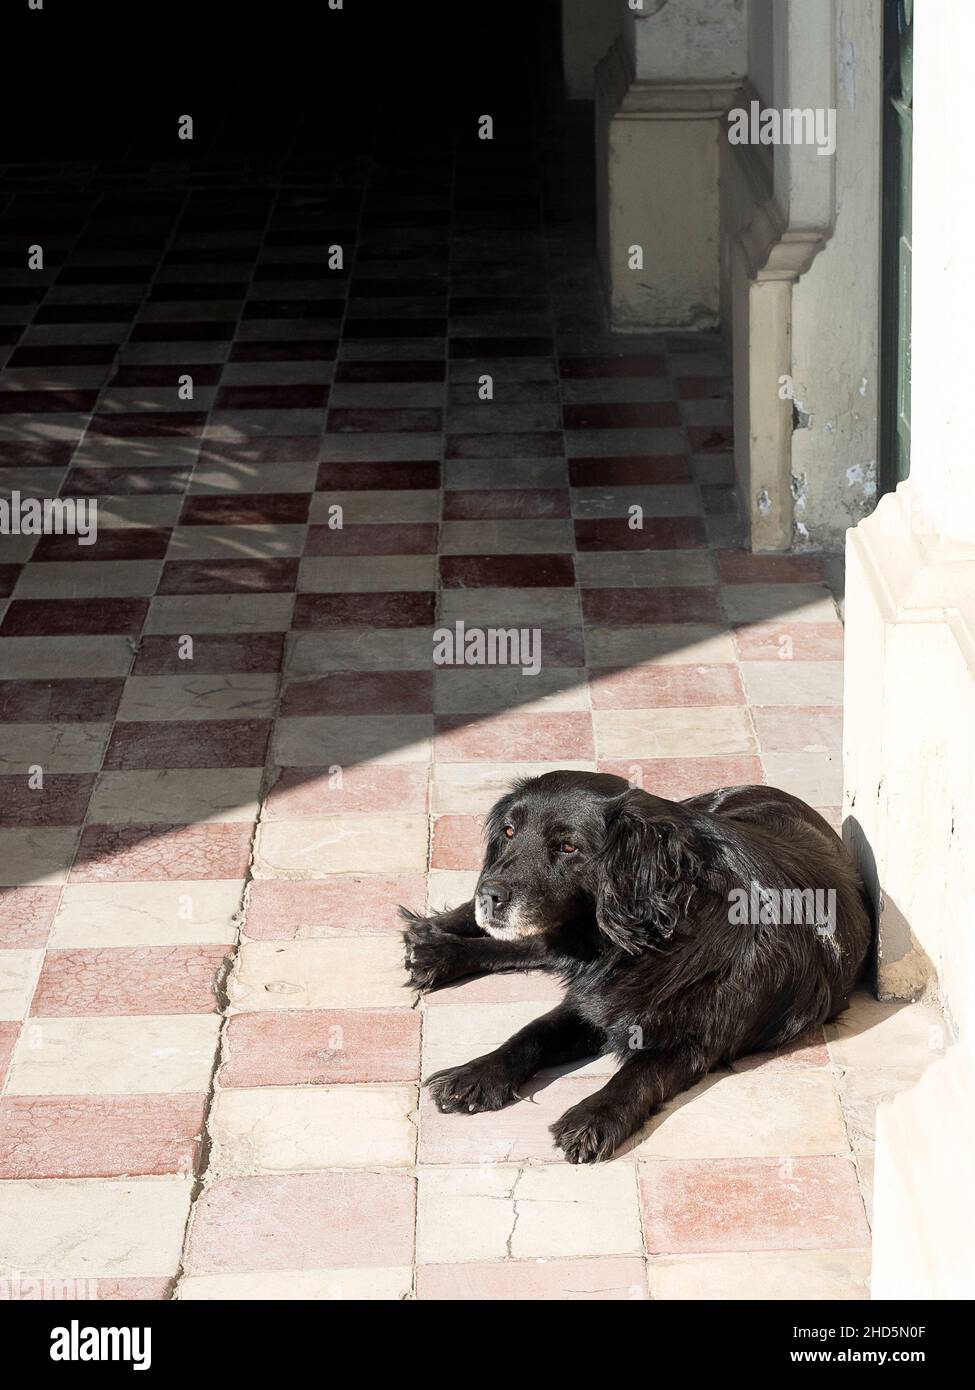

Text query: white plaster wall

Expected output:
[844,0,975,1013]
[788,0,881,550]
[845,0,975,1301]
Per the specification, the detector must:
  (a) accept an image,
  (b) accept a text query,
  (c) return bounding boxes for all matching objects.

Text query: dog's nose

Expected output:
[478,880,510,912]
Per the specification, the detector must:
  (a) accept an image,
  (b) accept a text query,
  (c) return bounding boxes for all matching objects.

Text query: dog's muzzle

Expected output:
[475,879,509,929]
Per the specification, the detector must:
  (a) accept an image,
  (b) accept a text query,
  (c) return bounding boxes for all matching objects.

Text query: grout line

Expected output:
[168,184,288,1297]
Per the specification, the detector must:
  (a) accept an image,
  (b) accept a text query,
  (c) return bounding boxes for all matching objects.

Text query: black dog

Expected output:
[402,771,871,1163]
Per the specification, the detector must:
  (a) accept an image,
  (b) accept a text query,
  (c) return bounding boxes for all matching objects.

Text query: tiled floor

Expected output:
[0,114,945,1300]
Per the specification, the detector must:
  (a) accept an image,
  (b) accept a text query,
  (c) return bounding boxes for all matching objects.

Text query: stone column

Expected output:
[594,0,746,329]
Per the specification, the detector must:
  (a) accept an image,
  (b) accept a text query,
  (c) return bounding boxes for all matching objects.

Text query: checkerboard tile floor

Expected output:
[0,116,944,1300]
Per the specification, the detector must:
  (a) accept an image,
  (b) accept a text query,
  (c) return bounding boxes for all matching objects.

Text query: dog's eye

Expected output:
[559,842,578,855]
[503,825,515,839]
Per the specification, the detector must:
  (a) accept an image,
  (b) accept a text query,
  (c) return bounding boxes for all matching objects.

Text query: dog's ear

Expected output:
[594,793,705,952]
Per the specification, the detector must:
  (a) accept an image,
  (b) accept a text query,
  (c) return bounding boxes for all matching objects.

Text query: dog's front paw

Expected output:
[402,921,463,992]
[550,1099,627,1164]
[426,1058,518,1114]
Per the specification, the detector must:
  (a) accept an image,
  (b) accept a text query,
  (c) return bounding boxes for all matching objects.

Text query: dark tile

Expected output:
[314,460,440,490]
[34,305,134,324]
[0,440,74,470]
[562,402,680,429]
[31,528,171,562]
[256,263,352,281]
[343,319,446,338]
[0,774,95,827]
[57,267,154,286]
[446,432,562,459]
[451,338,553,358]
[443,489,569,520]
[158,558,300,594]
[87,413,208,438]
[581,587,722,625]
[150,282,248,301]
[214,384,329,410]
[559,355,667,378]
[196,436,318,465]
[304,523,437,556]
[229,340,337,362]
[132,633,285,674]
[0,390,99,415]
[6,345,116,368]
[334,360,445,383]
[440,554,575,588]
[0,678,124,721]
[103,720,272,770]
[63,466,191,496]
[129,322,235,342]
[108,365,222,388]
[280,672,433,716]
[179,494,310,526]
[352,278,446,297]
[574,518,707,551]
[327,407,441,433]
[0,599,148,636]
[293,592,435,629]
[568,456,690,486]
[243,300,345,320]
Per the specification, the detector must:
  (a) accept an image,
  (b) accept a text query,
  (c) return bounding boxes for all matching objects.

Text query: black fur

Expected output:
[402,771,872,1163]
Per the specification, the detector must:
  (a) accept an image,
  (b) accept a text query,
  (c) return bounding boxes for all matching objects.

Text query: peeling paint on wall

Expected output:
[757,488,771,515]
[846,461,877,502]
[838,11,858,112]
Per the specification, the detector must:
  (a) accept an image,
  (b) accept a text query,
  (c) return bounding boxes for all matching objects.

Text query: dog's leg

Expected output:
[404,921,549,992]
[400,900,483,939]
[402,899,553,991]
[426,1003,605,1113]
[550,1049,707,1163]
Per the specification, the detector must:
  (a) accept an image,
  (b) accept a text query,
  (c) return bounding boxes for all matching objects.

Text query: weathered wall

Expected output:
[621,0,747,81]
[789,0,882,550]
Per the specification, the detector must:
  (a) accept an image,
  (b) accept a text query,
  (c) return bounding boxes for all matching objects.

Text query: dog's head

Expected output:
[475,771,718,952]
